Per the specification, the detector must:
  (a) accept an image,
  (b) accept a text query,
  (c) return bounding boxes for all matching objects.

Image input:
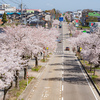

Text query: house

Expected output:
[73,10,82,20]
[0,4,16,13]
[0,19,3,25]
[17,9,42,14]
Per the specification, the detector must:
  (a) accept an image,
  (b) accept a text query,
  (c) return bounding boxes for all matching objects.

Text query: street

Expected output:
[23,22,99,100]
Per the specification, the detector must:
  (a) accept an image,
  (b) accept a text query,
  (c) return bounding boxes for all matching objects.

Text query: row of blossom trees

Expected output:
[0,25,60,99]
[68,25,100,75]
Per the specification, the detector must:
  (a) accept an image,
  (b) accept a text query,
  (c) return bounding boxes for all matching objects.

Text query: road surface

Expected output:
[22,22,99,100]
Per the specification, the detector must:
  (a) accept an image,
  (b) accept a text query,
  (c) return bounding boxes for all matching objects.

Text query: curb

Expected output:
[77,57,100,96]
[17,54,53,100]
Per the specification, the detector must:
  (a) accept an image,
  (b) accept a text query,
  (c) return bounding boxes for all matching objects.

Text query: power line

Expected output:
[8,0,20,5]
[2,0,8,4]
[0,2,3,4]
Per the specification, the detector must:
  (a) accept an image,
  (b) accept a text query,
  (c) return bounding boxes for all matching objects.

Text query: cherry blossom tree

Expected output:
[0,24,60,99]
[69,28,100,75]
[52,19,60,27]
[64,13,71,22]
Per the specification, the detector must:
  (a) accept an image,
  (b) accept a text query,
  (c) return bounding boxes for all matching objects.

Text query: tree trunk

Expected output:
[93,67,95,75]
[3,82,12,100]
[24,67,28,80]
[34,56,38,67]
[15,70,19,89]
[90,66,92,72]
[43,53,45,61]
[31,51,33,59]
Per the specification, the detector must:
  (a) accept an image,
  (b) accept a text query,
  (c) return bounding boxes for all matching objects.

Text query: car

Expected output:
[56,39,62,43]
[59,25,62,28]
[65,47,70,51]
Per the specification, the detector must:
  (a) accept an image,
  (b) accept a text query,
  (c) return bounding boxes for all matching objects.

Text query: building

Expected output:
[17,9,42,14]
[0,4,16,13]
[72,10,82,20]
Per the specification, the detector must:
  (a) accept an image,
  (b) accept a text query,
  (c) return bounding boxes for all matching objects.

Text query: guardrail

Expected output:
[77,57,100,96]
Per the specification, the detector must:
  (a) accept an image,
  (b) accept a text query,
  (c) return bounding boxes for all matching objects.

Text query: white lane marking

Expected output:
[45,87,50,89]
[62,85,64,91]
[62,71,64,74]
[76,57,98,100]
[62,77,64,81]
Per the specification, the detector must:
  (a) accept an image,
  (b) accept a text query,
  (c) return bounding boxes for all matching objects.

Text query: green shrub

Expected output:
[31,66,42,71]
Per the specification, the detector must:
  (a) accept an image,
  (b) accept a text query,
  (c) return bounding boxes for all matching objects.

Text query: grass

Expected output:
[69,33,72,37]
[86,69,94,73]
[90,75,98,82]
[31,66,42,71]
[8,77,34,100]
[77,26,90,29]
[77,55,100,91]
[47,55,50,58]
[41,58,48,62]
[49,53,52,55]
[92,67,100,70]
[80,60,91,66]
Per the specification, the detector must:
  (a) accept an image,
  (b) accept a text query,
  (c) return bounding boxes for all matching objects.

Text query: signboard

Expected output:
[59,17,63,21]
[46,47,48,50]
[75,19,79,27]
[76,20,79,23]
[80,47,82,51]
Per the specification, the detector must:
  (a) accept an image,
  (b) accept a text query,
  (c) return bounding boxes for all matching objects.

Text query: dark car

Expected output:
[59,25,62,28]
[65,47,70,51]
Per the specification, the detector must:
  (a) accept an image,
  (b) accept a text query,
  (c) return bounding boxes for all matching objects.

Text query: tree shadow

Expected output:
[43,75,88,85]
[54,67,82,74]
[0,28,5,33]
[57,55,75,59]
[64,76,88,85]
[49,63,62,66]
[43,77,62,81]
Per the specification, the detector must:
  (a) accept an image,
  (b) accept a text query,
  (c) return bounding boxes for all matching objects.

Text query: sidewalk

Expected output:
[0,55,50,100]
[17,54,53,100]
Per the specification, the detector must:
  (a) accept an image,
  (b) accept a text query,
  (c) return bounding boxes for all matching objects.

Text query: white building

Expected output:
[0,4,16,13]
[73,10,82,20]
[45,15,51,21]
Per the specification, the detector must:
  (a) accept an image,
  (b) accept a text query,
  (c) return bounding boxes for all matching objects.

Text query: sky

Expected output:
[1,0,100,13]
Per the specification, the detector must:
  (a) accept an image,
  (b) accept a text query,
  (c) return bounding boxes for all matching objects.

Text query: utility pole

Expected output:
[21,0,23,14]
[21,0,23,22]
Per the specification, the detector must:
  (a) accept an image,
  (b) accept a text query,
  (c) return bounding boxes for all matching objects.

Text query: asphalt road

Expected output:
[24,22,99,100]
[61,22,99,100]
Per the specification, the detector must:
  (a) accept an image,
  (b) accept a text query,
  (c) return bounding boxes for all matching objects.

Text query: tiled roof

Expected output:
[0,19,3,25]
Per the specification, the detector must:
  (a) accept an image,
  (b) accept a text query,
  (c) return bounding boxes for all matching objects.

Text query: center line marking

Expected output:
[62,85,64,91]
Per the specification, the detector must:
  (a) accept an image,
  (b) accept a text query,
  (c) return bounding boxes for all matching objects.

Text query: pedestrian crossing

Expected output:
[54,51,64,54]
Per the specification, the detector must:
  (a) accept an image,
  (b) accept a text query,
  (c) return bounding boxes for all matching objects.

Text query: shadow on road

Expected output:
[57,55,75,59]
[49,63,62,66]
[43,59,88,85]
[43,75,88,85]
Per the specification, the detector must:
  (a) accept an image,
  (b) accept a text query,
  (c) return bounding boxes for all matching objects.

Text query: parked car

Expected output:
[59,25,62,28]
[65,47,70,51]
[90,23,98,33]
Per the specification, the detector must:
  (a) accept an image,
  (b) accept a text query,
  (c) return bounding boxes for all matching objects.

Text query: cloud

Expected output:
[46,3,53,7]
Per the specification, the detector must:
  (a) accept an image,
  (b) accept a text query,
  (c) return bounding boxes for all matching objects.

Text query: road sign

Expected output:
[59,17,63,21]
[46,47,48,50]
[80,47,82,51]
